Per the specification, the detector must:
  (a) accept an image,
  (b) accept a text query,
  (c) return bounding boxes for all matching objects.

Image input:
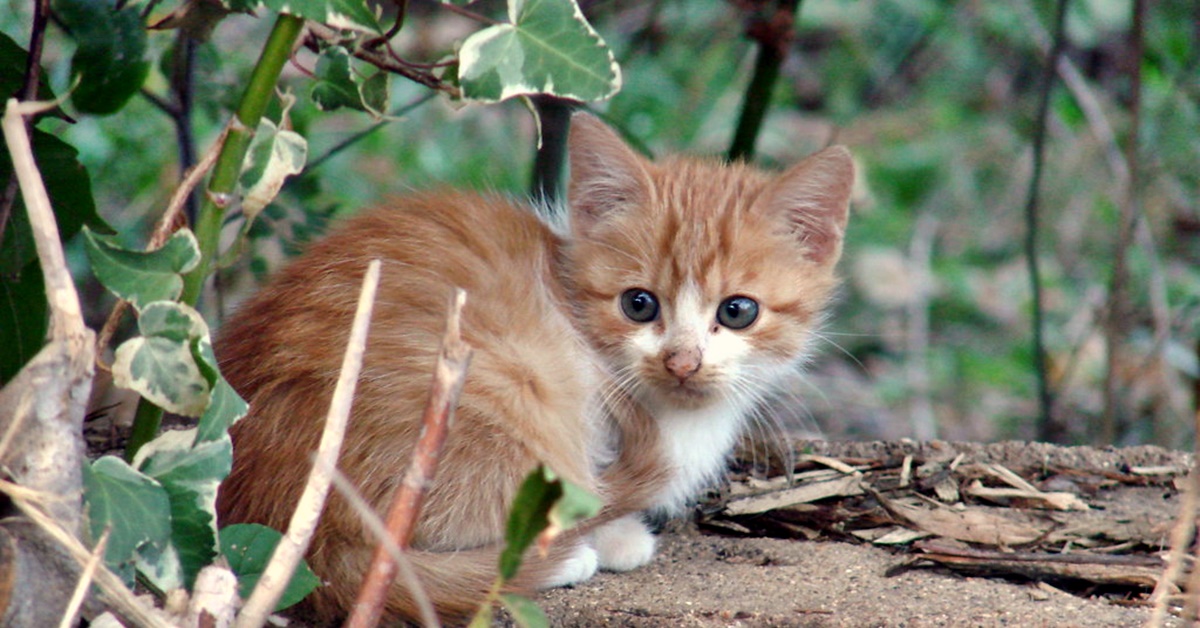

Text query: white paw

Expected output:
[593,515,657,572]
[542,542,599,588]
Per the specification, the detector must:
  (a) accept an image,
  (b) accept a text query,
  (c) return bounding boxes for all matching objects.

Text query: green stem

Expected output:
[181,12,304,305]
[126,13,305,462]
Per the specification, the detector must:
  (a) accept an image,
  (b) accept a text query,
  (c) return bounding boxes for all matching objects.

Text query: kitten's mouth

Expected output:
[658,379,715,404]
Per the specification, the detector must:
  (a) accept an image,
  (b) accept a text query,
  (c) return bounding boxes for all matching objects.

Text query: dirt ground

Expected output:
[534,440,1192,627]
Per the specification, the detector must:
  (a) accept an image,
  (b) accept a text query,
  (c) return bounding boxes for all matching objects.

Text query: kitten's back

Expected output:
[216,191,607,620]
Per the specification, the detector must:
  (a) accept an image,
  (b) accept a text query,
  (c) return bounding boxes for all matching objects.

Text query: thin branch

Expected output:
[346,289,472,628]
[305,24,461,98]
[57,529,108,628]
[326,461,438,628]
[530,95,575,205]
[1,483,172,628]
[1147,466,1196,626]
[1100,0,1144,444]
[302,93,436,173]
[1026,0,1070,443]
[0,0,54,248]
[234,259,382,628]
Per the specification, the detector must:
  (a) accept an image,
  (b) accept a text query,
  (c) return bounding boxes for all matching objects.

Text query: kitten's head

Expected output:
[563,114,854,410]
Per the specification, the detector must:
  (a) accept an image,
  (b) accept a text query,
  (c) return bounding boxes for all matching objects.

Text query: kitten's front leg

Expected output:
[593,514,657,572]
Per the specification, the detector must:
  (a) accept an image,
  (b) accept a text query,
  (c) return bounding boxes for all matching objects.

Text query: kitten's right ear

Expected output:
[567,113,653,235]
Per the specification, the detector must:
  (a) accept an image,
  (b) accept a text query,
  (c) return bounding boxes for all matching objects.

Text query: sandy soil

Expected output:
[533,441,1191,627]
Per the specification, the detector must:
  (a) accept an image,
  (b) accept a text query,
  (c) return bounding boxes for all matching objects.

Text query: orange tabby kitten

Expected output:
[215,113,853,623]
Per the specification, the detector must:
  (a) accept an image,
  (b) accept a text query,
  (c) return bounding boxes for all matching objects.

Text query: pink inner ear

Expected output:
[566,114,652,236]
[765,145,855,265]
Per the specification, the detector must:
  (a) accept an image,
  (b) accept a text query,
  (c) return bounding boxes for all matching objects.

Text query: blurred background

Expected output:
[6,0,1198,447]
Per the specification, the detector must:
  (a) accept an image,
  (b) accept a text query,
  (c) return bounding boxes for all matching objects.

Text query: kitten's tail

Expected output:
[310,404,668,624]
[306,536,591,624]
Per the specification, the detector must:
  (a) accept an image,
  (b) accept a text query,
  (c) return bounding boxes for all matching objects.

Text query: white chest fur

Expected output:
[650,396,753,515]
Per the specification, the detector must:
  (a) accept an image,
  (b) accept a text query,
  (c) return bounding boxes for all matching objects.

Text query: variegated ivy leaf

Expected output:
[83,456,173,586]
[83,227,201,312]
[225,0,381,33]
[134,429,233,590]
[458,0,621,103]
[311,46,390,117]
[112,301,211,417]
[240,117,307,224]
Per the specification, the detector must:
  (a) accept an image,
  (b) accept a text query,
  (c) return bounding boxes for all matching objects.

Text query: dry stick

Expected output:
[57,529,108,628]
[325,461,439,628]
[1,483,172,628]
[1147,467,1197,626]
[345,289,472,628]
[94,126,230,365]
[234,259,383,628]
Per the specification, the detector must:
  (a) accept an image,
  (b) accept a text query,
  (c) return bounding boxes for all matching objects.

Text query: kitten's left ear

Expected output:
[760,145,855,266]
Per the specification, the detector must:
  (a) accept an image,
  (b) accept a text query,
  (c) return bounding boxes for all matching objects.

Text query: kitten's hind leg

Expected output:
[541,541,599,588]
[593,514,657,572]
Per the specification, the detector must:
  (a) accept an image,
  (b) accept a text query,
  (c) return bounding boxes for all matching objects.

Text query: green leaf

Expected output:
[0,32,66,120]
[458,0,621,103]
[220,523,322,611]
[0,129,109,277]
[111,302,212,416]
[497,466,602,580]
[83,228,201,312]
[547,470,602,533]
[137,430,233,590]
[83,456,173,586]
[252,0,381,33]
[499,466,560,580]
[0,261,47,386]
[500,593,549,628]
[240,118,308,223]
[55,0,151,115]
[310,46,390,117]
[194,376,249,444]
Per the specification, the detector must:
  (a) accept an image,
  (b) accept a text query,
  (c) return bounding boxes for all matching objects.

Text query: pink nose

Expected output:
[664,348,702,381]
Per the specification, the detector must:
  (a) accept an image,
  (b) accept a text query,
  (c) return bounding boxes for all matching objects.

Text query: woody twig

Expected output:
[345,289,471,628]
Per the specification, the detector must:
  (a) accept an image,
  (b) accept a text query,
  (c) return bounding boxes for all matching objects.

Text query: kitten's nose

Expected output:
[664,348,702,381]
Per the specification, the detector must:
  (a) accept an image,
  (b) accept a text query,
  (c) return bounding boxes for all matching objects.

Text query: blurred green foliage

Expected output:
[4,0,1197,447]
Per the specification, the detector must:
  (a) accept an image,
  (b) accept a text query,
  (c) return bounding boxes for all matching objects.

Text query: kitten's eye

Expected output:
[717,296,759,330]
[620,289,660,323]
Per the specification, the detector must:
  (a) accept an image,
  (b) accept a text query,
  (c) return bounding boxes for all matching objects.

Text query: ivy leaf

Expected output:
[194,376,249,444]
[112,302,212,417]
[220,523,322,611]
[0,262,47,386]
[83,228,201,312]
[83,456,173,586]
[240,118,308,224]
[0,130,108,276]
[458,0,621,103]
[310,46,390,117]
[247,0,381,33]
[136,430,233,590]
[54,0,151,115]
[0,32,66,120]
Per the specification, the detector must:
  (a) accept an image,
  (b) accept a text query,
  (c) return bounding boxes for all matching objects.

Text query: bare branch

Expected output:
[235,259,383,628]
[346,289,471,628]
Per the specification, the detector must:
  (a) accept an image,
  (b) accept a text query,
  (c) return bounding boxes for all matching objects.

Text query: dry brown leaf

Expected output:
[884,498,1047,546]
